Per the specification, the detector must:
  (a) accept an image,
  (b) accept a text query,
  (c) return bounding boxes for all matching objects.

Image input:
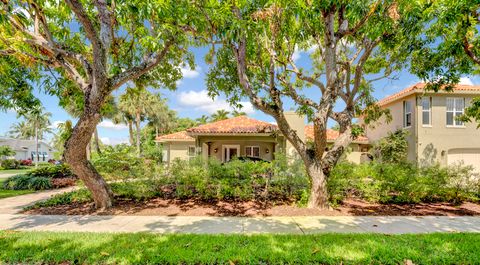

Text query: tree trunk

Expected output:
[94,126,101,154]
[64,112,113,209]
[128,120,134,146]
[306,163,330,209]
[135,111,141,157]
[34,121,38,168]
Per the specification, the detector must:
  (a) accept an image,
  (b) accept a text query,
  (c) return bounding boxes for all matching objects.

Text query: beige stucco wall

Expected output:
[364,95,417,161]
[164,141,195,163]
[416,93,480,167]
[197,135,279,162]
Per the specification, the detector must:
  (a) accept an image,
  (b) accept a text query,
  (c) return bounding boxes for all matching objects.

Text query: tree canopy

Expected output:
[201,0,424,208]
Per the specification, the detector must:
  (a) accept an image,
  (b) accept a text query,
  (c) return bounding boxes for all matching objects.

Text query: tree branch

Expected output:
[110,38,175,90]
[336,1,381,38]
[463,36,480,65]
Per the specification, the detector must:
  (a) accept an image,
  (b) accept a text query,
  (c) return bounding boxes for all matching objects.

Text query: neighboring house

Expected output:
[0,138,55,162]
[156,113,370,164]
[363,82,480,171]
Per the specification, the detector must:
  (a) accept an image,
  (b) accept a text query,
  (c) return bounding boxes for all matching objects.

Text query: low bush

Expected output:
[19,159,33,166]
[2,175,52,190]
[3,164,77,191]
[26,189,92,209]
[27,164,75,179]
[3,175,32,190]
[164,155,308,202]
[329,161,480,205]
[28,177,52,190]
[1,159,21,169]
[91,144,153,180]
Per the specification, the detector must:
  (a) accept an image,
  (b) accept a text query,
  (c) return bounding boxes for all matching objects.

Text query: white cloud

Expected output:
[180,66,201,78]
[459,77,474,86]
[177,90,255,115]
[292,46,301,62]
[100,137,129,146]
[98,120,128,130]
[49,120,65,129]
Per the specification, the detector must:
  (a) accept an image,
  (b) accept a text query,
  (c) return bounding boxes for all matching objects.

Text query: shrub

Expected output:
[0,146,15,157]
[28,177,52,190]
[371,129,409,163]
[26,189,92,209]
[3,175,32,190]
[91,144,148,180]
[329,161,480,205]
[20,159,33,166]
[166,154,308,202]
[27,164,75,179]
[1,159,20,169]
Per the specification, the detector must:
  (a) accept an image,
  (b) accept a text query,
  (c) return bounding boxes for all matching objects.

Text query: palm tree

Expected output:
[210,109,230,122]
[147,96,177,137]
[119,85,161,156]
[232,110,247,117]
[195,115,210,125]
[20,106,52,167]
[8,121,34,139]
[112,110,135,145]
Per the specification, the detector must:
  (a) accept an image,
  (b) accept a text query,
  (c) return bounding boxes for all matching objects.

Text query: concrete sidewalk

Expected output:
[1,188,480,234]
[1,214,480,234]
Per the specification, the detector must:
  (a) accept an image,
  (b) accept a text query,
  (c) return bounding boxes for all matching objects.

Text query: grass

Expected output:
[0,168,31,175]
[0,179,35,199]
[0,231,479,264]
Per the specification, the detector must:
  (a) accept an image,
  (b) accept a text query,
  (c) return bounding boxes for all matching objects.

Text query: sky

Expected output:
[1,46,479,146]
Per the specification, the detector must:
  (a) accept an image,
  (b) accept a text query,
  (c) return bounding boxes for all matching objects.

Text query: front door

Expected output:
[223,145,240,162]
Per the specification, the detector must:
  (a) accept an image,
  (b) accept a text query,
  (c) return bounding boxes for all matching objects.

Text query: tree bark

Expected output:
[306,163,329,209]
[93,126,101,154]
[34,121,38,168]
[64,111,113,209]
[128,120,134,146]
[135,110,141,157]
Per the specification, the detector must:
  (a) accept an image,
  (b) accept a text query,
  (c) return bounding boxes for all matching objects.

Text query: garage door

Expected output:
[447,149,480,172]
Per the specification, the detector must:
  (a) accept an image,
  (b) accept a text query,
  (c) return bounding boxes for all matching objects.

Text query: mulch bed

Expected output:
[23,198,480,217]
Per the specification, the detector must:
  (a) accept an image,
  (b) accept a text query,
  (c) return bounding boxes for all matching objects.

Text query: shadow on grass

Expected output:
[0,231,480,264]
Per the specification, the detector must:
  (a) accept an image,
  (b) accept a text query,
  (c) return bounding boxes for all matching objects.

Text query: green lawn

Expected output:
[0,231,479,264]
[0,168,31,175]
[0,179,35,199]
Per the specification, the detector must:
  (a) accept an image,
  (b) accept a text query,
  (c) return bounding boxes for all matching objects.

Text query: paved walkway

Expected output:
[0,173,18,179]
[1,189,480,234]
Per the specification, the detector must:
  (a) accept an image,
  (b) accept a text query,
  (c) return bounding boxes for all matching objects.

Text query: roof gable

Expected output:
[187,116,278,134]
[155,131,194,142]
[377,82,480,106]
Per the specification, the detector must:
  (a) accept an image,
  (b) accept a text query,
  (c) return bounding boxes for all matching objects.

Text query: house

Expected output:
[363,82,480,170]
[0,138,55,162]
[156,112,370,164]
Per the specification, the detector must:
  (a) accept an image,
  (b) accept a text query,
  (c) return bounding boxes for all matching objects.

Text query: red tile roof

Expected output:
[377,82,480,106]
[157,117,369,143]
[187,116,278,134]
[155,131,194,142]
[305,125,369,143]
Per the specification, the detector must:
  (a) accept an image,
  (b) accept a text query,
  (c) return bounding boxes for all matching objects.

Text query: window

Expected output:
[403,100,412,128]
[188,146,196,157]
[245,146,260,157]
[421,97,431,126]
[446,98,464,127]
